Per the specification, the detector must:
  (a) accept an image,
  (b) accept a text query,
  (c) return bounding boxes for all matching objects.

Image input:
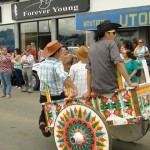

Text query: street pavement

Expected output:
[0,87,57,150]
[0,87,150,150]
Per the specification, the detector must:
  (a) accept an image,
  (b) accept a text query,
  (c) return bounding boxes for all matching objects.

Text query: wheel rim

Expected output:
[32,76,36,89]
[109,121,149,142]
[54,104,110,150]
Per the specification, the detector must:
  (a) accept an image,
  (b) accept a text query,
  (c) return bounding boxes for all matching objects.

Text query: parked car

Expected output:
[32,63,40,90]
[11,63,40,90]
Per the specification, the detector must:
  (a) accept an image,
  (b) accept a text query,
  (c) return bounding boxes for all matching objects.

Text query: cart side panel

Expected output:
[92,91,141,126]
[44,100,66,132]
[137,85,150,120]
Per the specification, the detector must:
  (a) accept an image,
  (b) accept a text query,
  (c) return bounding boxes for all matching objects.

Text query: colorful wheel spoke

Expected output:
[54,105,110,150]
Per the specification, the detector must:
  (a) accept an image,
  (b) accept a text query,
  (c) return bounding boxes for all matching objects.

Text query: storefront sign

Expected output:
[11,0,90,20]
[76,5,150,30]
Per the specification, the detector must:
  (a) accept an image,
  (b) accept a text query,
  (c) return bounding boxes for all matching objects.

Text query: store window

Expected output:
[20,20,52,55]
[0,24,15,51]
[117,28,139,42]
[58,17,86,46]
[38,20,51,49]
[20,22,37,52]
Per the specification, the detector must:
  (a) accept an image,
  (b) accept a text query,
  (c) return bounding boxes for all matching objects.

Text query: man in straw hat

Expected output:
[83,20,139,99]
[69,45,88,99]
[38,40,77,137]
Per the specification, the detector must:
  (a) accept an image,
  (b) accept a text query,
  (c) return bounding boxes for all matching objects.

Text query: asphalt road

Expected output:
[0,87,150,150]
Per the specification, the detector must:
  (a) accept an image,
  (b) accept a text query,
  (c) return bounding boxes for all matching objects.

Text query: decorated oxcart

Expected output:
[42,61,150,150]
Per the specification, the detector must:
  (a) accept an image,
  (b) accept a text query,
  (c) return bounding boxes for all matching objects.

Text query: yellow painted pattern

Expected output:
[116,93,123,117]
[66,86,71,98]
[117,68,124,89]
[44,105,50,126]
[128,90,136,117]
[137,85,150,95]
[44,83,51,102]
[44,83,51,126]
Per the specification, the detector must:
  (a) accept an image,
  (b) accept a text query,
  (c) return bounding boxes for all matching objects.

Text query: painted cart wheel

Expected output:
[54,104,112,150]
[109,121,149,142]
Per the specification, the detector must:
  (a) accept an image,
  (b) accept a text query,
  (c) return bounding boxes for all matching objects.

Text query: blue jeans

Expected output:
[0,72,12,96]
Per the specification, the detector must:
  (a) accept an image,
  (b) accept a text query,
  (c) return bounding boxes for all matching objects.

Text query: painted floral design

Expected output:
[55,106,109,150]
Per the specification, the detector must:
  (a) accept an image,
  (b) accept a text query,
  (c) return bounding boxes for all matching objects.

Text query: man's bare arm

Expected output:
[64,77,78,97]
[82,69,92,99]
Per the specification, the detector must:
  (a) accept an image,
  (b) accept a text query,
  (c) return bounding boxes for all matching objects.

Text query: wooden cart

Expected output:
[42,60,150,150]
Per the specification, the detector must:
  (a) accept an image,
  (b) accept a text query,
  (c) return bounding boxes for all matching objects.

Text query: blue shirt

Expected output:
[39,57,68,95]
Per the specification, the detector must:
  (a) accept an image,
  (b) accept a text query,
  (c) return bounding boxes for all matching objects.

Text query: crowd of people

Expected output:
[0,44,36,99]
[0,20,150,138]
[37,20,150,137]
[118,38,150,85]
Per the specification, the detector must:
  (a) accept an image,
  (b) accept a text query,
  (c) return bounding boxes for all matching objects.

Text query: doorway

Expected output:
[38,34,51,50]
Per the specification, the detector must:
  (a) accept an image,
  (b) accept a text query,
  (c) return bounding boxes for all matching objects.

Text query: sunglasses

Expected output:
[108,31,116,35]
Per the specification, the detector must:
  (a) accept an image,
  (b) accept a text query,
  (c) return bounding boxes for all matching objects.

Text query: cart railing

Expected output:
[42,59,150,132]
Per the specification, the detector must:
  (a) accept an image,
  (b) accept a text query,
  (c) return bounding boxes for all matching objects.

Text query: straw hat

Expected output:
[77,46,88,63]
[43,40,63,57]
[97,20,121,37]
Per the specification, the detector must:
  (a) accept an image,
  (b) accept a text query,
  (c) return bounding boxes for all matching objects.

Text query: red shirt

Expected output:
[22,48,36,57]
[29,48,36,57]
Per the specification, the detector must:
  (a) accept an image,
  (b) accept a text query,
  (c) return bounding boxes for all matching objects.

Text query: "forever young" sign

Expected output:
[11,0,90,20]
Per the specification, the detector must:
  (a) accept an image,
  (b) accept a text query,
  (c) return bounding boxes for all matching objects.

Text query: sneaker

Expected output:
[28,90,33,93]
[0,95,6,98]
[15,86,18,88]
[21,89,27,92]
[5,95,11,99]
[17,87,21,90]
[39,122,51,137]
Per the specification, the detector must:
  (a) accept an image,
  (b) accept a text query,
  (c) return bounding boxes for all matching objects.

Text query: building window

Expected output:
[39,20,51,34]
[38,20,51,49]
[20,21,37,52]
[20,20,52,54]
[0,24,15,51]
[58,17,86,46]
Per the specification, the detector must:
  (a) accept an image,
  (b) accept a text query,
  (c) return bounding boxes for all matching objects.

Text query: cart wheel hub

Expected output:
[71,132,85,145]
